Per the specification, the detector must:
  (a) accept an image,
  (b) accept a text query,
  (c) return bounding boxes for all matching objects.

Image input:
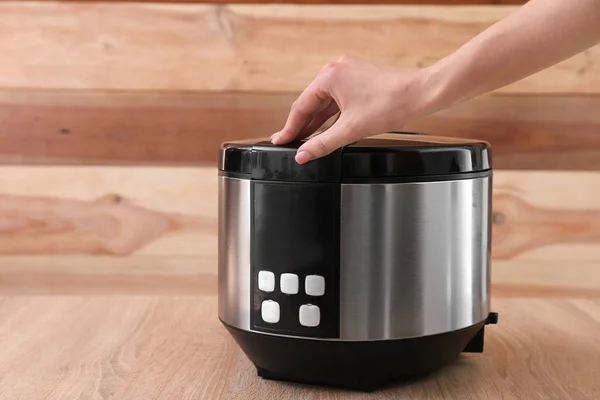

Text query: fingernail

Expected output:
[296,151,311,164]
[271,132,280,143]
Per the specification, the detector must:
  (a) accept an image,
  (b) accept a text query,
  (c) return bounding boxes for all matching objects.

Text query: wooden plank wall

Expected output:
[2,3,600,93]
[1,1,600,297]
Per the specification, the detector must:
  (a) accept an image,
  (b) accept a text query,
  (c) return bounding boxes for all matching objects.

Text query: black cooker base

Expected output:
[222,319,490,392]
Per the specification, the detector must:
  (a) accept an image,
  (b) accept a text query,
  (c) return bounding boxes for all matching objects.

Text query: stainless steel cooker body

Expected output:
[218,174,491,342]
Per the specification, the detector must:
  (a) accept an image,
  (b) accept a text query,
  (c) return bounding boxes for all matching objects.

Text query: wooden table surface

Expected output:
[1,296,599,400]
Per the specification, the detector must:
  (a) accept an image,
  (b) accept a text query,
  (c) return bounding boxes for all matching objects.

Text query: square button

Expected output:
[261,300,280,324]
[305,275,325,296]
[258,271,275,292]
[299,304,320,327]
[280,273,299,294]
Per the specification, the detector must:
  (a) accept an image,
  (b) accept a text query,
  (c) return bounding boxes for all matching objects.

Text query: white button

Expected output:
[261,300,280,323]
[305,275,325,296]
[299,305,320,327]
[280,273,299,294]
[258,271,275,292]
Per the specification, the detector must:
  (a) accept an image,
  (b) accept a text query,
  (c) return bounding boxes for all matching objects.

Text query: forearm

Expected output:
[422,0,600,111]
[273,0,600,161]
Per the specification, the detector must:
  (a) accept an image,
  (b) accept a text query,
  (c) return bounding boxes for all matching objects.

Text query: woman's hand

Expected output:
[271,0,600,165]
[270,55,438,164]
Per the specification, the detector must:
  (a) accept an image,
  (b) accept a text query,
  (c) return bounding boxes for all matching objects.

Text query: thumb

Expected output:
[295,115,361,164]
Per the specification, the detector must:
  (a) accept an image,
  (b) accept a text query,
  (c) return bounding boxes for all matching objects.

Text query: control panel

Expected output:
[250,181,340,338]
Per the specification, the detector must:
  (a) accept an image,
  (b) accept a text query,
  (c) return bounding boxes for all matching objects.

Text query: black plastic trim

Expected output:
[250,143,342,183]
[463,327,485,353]
[219,143,252,176]
[341,141,491,180]
[463,312,499,353]
[218,170,250,180]
[219,133,492,183]
[219,169,492,183]
[340,169,492,184]
[486,312,499,325]
[222,320,487,392]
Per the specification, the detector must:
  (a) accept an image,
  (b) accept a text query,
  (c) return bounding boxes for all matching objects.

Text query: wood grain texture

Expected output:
[492,193,600,260]
[0,168,598,296]
[0,256,218,295]
[2,89,600,169]
[0,166,218,257]
[0,90,289,166]
[0,194,211,256]
[492,261,600,298]
[29,0,527,4]
[1,3,599,93]
[492,171,600,262]
[1,296,600,399]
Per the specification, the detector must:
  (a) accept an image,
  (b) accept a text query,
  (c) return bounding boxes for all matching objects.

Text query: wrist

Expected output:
[387,63,452,129]
[413,60,454,117]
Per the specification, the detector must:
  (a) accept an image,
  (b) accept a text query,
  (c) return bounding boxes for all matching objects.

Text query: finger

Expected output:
[295,115,362,164]
[272,77,332,145]
[295,101,340,141]
[295,97,335,138]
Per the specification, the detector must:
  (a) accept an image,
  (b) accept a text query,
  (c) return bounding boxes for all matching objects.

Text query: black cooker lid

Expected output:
[219,132,491,183]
